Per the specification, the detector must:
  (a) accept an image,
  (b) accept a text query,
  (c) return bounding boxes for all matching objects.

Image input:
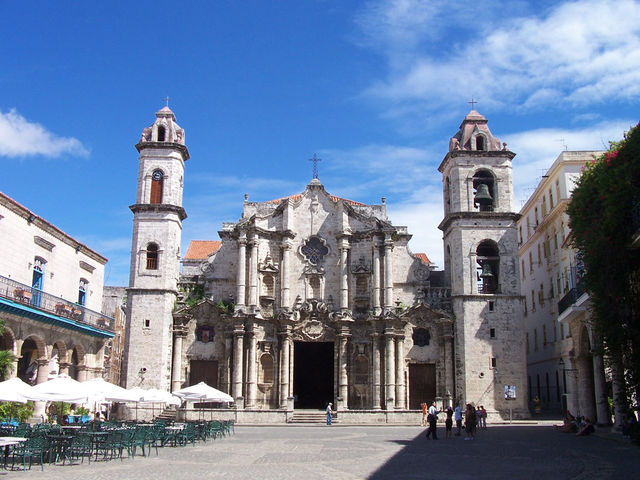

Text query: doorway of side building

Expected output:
[408,363,436,409]
[293,341,334,409]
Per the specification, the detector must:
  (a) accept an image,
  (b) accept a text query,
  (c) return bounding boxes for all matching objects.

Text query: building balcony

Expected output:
[557,279,587,322]
[0,274,114,333]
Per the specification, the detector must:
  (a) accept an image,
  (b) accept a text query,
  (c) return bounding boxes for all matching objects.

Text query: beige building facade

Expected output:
[518,150,610,424]
[0,191,115,415]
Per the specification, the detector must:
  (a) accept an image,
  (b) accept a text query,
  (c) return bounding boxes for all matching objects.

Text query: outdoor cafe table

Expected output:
[0,437,27,468]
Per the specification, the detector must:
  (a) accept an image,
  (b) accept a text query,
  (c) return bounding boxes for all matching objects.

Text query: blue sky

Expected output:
[1,0,638,286]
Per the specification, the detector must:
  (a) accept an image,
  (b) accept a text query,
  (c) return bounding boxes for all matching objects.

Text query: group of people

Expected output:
[560,410,595,436]
[421,401,487,440]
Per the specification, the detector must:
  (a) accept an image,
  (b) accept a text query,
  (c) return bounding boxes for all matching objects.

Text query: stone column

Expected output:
[592,351,610,425]
[223,334,233,393]
[384,329,396,409]
[469,252,477,294]
[248,233,259,310]
[565,358,579,416]
[610,357,627,428]
[338,236,350,311]
[236,234,247,310]
[281,239,292,309]
[34,359,50,419]
[383,234,394,311]
[246,326,257,409]
[337,328,350,409]
[232,324,245,405]
[36,358,49,385]
[443,330,455,400]
[372,241,381,315]
[395,335,405,409]
[57,362,70,377]
[279,328,292,408]
[370,333,382,410]
[76,365,88,382]
[171,325,187,392]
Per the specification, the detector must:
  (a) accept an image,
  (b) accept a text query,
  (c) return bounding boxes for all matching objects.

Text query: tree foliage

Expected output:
[566,121,640,404]
[0,319,14,380]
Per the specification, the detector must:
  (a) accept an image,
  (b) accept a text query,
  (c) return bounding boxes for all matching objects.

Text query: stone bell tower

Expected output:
[123,106,188,390]
[438,109,528,418]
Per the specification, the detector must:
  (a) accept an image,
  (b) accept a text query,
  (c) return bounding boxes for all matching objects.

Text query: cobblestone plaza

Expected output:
[4,424,638,480]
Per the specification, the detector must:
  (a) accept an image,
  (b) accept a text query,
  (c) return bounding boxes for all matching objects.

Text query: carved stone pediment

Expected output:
[259,254,279,273]
[293,319,334,342]
[350,256,371,275]
[297,299,329,320]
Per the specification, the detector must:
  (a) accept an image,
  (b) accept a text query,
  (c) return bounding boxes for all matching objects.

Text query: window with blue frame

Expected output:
[31,257,45,307]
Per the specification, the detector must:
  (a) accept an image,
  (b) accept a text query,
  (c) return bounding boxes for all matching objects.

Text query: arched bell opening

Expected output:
[472,170,495,212]
[476,240,500,294]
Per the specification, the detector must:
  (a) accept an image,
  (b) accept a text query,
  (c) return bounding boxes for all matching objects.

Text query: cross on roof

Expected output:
[309,154,322,179]
[164,96,170,107]
[468,98,478,110]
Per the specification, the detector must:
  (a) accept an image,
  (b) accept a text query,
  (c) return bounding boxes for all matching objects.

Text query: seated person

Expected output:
[577,417,595,436]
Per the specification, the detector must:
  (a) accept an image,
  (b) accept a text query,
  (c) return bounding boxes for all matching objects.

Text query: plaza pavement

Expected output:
[3,422,638,480]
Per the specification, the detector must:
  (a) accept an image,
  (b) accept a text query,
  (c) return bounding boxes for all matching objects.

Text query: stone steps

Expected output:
[289,410,335,424]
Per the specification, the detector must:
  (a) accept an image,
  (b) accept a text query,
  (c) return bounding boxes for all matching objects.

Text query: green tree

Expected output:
[566,121,640,418]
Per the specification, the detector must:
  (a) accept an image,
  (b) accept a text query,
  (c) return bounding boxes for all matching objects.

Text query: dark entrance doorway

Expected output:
[189,360,219,387]
[408,363,436,409]
[293,341,334,409]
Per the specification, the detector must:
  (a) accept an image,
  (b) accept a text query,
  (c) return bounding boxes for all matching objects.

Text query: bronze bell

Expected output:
[480,263,494,279]
[474,183,493,206]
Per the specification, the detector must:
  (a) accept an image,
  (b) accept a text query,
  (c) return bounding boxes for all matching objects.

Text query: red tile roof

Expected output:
[415,253,431,265]
[184,240,221,260]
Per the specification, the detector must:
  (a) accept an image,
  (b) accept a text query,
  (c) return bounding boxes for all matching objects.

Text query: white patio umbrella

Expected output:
[82,378,143,403]
[173,382,233,403]
[24,374,88,403]
[0,377,32,403]
[173,382,233,421]
[127,387,180,420]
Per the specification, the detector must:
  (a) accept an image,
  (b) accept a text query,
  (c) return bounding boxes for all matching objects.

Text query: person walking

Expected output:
[464,404,477,440]
[454,404,463,436]
[425,401,439,440]
[480,405,487,429]
[326,403,333,425]
[420,402,428,426]
[445,406,453,439]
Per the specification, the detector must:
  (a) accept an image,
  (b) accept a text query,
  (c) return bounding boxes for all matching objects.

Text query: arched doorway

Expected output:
[18,338,39,385]
[293,341,334,409]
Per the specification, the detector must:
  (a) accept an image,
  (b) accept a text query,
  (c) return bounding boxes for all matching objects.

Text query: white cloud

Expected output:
[506,119,634,207]
[0,109,89,158]
[357,0,640,111]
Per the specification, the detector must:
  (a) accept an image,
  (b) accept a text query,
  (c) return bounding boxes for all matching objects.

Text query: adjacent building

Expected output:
[0,192,115,407]
[518,150,610,424]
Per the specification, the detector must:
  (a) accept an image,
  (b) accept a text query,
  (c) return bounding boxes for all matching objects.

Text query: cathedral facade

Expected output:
[122,107,528,422]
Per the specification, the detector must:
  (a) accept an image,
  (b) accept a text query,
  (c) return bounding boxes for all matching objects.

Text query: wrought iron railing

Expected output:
[0,274,114,332]
[557,278,586,316]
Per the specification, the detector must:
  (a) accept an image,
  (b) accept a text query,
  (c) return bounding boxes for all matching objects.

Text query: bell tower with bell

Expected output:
[123,105,189,391]
[438,108,528,419]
